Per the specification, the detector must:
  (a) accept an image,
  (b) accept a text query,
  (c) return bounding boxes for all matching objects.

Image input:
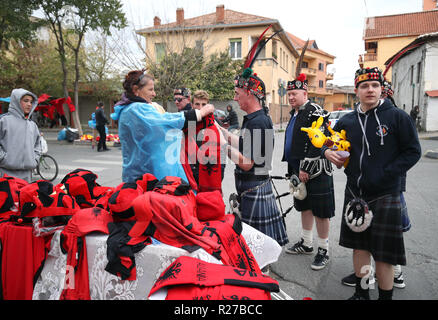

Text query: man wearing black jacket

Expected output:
[223,105,239,131]
[95,101,109,152]
[324,67,421,300]
[174,88,192,112]
[282,74,335,271]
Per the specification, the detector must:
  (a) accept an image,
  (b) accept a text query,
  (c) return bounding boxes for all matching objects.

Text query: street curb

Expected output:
[425,150,438,159]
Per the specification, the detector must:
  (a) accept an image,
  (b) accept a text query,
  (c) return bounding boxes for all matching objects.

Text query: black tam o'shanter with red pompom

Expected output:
[287,73,308,91]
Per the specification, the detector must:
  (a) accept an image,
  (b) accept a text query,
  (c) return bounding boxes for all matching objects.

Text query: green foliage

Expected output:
[0,41,76,96]
[201,52,242,100]
[147,47,204,106]
[148,48,241,105]
[0,0,42,51]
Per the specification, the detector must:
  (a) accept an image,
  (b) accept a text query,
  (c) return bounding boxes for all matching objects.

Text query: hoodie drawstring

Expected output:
[357,105,371,156]
[357,100,385,156]
[374,108,385,146]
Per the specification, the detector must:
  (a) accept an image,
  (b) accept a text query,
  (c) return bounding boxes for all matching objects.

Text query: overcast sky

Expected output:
[121,0,422,86]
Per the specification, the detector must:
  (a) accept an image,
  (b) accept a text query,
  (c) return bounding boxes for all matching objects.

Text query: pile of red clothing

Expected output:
[0,168,279,300]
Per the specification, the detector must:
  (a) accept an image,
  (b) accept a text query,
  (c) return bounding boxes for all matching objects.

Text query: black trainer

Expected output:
[393,272,405,289]
[342,273,357,287]
[285,238,313,255]
[311,248,329,270]
[348,292,370,300]
[342,272,376,287]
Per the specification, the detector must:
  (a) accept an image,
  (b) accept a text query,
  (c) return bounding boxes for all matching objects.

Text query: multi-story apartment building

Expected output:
[136,5,301,123]
[360,0,438,81]
[286,32,335,108]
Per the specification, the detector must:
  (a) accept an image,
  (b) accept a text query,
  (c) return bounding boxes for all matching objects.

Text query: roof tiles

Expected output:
[364,10,438,39]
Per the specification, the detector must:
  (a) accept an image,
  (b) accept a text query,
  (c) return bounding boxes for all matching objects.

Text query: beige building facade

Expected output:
[137,5,338,122]
[137,5,301,124]
[287,33,335,109]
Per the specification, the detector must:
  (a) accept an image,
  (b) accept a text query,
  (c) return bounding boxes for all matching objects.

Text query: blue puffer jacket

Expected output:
[111,101,188,183]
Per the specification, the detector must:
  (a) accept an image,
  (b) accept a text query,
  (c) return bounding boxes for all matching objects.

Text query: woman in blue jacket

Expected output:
[111,70,213,183]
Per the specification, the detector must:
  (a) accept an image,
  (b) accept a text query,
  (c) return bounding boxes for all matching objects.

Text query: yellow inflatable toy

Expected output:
[301,116,351,167]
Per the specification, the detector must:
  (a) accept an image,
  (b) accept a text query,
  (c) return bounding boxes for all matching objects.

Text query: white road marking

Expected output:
[57,164,106,172]
[72,159,123,165]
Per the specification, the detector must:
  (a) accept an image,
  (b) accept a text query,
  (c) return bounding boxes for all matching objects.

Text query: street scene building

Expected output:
[388,32,438,131]
[0,0,438,305]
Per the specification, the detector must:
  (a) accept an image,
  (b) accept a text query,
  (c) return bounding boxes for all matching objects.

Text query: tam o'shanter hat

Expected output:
[235,24,283,101]
[287,73,308,91]
[382,80,394,97]
[173,88,191,98]
[354,67,384,88]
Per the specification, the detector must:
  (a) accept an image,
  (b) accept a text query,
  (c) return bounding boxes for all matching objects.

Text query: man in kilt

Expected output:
[324,67,421,299]
[218,68,288,248]
[282,73,335,270]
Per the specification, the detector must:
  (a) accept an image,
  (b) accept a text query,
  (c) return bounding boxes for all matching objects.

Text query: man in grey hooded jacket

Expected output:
[0,88,42,182]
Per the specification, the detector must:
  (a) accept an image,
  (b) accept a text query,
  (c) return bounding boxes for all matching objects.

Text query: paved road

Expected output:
[42,133,438,300]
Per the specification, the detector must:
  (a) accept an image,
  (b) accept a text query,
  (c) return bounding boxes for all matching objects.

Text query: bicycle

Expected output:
[33,136,59,182]
[36,154,59,182]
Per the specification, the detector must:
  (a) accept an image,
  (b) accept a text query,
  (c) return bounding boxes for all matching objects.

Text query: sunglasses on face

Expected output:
[174,97,184,102]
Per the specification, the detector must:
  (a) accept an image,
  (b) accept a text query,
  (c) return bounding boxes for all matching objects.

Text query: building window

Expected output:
[365,41,377,53]
[280,48,283,66]
[155,43,165,62]
[229,38,242,59]
[302,61,308,68]
[282,50,286,69]
[318,62,324,71]
[251,36,266,59]
[319,80,324,88]
[417,61,422,83]
[272,40,277,60]
[410,65,414,85]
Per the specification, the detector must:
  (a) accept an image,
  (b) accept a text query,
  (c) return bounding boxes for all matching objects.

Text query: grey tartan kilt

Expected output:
[235,177,289,247]
[293,173,335,219]
[339,191,406,266]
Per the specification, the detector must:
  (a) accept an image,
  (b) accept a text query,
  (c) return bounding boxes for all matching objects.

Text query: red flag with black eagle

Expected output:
[181,113,222,193]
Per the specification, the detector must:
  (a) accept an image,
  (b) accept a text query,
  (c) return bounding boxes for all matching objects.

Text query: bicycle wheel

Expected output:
[37,154,59,182]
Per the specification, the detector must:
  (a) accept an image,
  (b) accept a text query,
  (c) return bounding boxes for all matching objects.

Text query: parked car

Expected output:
[328,110,353,128]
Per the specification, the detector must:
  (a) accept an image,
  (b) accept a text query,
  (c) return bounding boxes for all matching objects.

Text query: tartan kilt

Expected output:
[339,191,406,266]
[293,173,335,219]
[400,192,411,232]
[235,177,289,246]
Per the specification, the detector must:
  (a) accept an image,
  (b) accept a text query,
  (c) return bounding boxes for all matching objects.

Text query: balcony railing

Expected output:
[308,85,317,93]
[326,73,334,80]
[301,67,317,76]
[364,53,377,62]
